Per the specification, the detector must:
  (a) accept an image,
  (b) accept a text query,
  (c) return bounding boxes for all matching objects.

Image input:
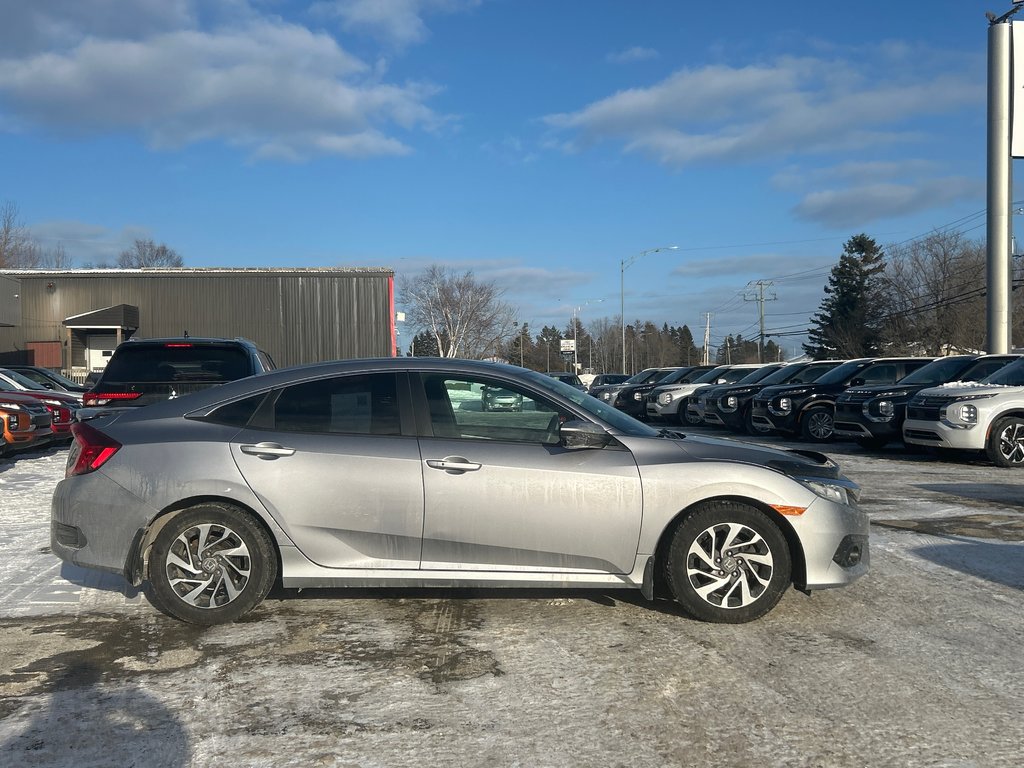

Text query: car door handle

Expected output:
[426,457,482,473]
[240,442,296,459]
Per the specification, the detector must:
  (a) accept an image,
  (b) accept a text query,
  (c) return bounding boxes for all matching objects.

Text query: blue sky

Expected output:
[0,0,1008,357]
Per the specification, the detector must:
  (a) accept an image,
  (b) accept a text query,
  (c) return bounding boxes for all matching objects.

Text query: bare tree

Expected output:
[0,200,40,268]
[400,265,517,359]
[40,242,73,269]
[882,231,986,354]
[117,238,184,268]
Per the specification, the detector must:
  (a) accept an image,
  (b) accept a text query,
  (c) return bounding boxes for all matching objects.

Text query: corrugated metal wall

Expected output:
[0,274,19,326]
[0,269,395,368]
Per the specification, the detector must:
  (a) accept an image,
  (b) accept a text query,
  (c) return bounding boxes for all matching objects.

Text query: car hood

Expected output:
[914,382,1024,398]
[843,383,919,397]
[653,382,711,397]
[669,432,842,480]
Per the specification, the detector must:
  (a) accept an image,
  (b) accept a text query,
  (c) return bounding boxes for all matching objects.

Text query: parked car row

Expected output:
[3,336,276,459]
[0,367,82,458]
[634,353,1024,468]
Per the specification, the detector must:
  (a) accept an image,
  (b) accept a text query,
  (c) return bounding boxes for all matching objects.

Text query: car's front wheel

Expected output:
[146,503,277,625]
[800,406,834,442]
[986,416,1024,468]
[665,501,791,623]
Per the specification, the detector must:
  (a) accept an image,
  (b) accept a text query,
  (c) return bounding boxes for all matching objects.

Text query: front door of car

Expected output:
[230,372,424,569]
[415,373,643,574]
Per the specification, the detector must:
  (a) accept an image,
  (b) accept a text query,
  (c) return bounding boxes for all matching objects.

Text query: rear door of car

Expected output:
[229,371,424,569]
[412,371,643,574]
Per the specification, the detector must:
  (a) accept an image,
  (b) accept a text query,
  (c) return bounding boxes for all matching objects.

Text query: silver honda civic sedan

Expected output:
[52,358,868,625]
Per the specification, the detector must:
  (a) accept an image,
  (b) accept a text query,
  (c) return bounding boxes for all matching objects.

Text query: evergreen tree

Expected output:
[804,234,887,359]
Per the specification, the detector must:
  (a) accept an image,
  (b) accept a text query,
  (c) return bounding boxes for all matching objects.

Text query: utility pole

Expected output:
[702,313,711,365]
[743,280,777,362]
[986,2,1024,352]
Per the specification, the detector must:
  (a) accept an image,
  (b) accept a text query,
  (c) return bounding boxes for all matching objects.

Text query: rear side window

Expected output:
[101,345,252,383]
[203,394,267,427]
[272,374,401,435]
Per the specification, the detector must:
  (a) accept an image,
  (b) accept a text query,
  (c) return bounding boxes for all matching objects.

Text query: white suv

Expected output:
[902,357,1024,467]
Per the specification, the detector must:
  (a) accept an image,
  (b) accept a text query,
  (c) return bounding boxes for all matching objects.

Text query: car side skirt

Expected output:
[278,545,651,591]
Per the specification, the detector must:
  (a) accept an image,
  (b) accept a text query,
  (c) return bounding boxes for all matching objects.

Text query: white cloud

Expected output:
[606,46,659,64]
[792,177,983,228]
[311,0,481,47]
[0,15,447,160]
[543,53,981,167]
[29,220,153,265]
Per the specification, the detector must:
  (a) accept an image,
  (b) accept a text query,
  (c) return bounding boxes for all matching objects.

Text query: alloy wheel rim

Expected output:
[165,523,252,609]
[686,522,774,609]
[807,411,833,439]
[998,422,1024,464]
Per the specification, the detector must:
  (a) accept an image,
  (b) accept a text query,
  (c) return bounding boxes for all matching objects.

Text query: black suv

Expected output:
[750,357,934,442]
[83,337,275,413]
[833,354,1021,449]
[702,360,843,434]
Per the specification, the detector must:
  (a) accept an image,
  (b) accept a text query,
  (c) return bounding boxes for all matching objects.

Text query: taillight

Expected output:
[83,391,142,406]
[67,422,122,477]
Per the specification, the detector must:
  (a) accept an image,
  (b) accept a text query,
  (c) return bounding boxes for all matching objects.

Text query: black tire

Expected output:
[985,416,1024,468]
[664,501,791,623]
[744,407,772,436]
[799,406,834,442]
[146,503,277,625]
[680,400,703,426]
[856,436,889,451]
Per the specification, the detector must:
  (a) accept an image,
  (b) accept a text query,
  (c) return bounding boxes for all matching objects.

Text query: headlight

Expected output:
[633,391,644,401]
[601,392,611,401]
[658,392,674,405]
[864,399,895,422]
[941,395,994,428]
[771,397,793,415]
[722,395,739,411]
[800,479,859,505]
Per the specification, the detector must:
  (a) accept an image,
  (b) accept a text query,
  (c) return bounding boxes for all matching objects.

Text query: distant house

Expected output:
[0,268,396,378]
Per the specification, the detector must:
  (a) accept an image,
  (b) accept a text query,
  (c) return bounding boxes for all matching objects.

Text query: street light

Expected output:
[571,298,604,373]
[621,245,678,373]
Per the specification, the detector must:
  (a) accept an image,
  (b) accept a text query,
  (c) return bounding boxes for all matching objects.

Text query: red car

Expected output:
[0,368,79,439]
[0,390,54,455]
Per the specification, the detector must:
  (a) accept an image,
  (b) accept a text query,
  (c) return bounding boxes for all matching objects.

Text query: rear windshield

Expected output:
[100,345,252,384]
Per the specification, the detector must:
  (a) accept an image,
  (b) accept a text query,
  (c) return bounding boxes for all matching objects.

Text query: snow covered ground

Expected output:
[1,434,1022,767]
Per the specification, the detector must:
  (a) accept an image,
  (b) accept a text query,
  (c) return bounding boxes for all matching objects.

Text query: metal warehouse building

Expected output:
[0,268,396,377]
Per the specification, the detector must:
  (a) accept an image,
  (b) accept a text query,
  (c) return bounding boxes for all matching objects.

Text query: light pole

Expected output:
[621,245,678,373]
[571,298,604,373]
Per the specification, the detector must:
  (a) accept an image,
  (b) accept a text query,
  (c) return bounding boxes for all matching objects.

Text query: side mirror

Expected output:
[560,419,613,450]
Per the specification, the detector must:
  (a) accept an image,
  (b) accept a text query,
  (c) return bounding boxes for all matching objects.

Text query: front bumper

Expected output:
[902,417,985,450]
[790,496,871,590]
[751,401,799,434]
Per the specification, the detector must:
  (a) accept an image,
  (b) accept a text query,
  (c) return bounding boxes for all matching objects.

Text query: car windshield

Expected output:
[757,364,807,385]
[655,367,694,385]
[101,345,251,383]
[897,356,976,386]
[0,369,48,391]
[958,356,1019,382]
[39,369,82,388]
[693,366,728,384]
[813,359,870,386]
[735,366,778,385]
[522,370,659,437]
[982,357,1024,386]
[788,362,842,384]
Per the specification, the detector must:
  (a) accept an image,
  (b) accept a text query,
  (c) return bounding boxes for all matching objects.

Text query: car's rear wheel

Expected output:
[800,407,834,442]
[986,416,1024,468]
[146,503,277,625]
[665,501,791,623]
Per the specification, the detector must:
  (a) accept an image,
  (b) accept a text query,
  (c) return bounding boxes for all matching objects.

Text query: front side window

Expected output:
[421,374,567,444]
[859,364,897,385]
[273,373,400,435]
